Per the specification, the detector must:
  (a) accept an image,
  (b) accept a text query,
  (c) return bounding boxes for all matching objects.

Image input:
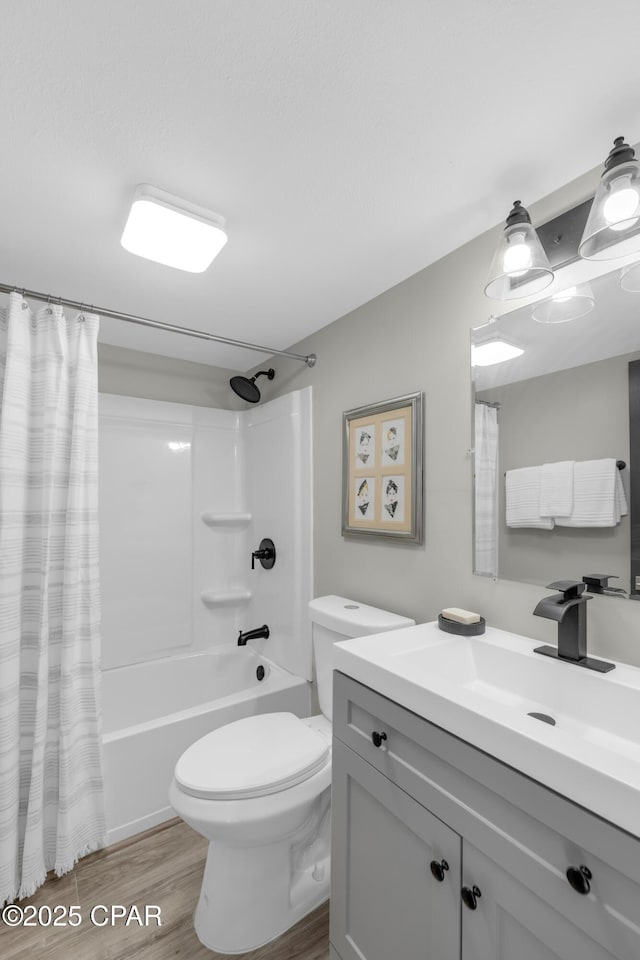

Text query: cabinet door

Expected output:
[330,739,461,960]
[462,841,635,960]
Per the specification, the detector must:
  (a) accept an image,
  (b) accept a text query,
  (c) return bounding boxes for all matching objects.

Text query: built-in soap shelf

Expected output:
[201,511,252,527]
[200,512,252,605]
[201,589,252,607]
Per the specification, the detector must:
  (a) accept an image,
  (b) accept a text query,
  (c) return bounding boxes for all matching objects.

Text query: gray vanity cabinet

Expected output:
[330,738,461,960]
[462,840,630,960]
[331,671,640,960]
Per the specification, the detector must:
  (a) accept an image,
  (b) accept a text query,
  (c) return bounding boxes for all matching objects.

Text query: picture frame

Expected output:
[342,392,424,543]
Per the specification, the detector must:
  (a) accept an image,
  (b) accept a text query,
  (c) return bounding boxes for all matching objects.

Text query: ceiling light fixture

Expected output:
[579,137,640,260]
[484,201,554,300]
[121,184,227,273]
[531,282,595,324]
[472,339,524,366]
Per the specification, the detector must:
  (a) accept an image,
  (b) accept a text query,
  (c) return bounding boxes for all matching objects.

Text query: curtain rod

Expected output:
[475,399,501,409]
[0,282,317,368]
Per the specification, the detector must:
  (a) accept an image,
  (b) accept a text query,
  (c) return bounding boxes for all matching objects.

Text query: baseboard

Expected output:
[106,806,176,847]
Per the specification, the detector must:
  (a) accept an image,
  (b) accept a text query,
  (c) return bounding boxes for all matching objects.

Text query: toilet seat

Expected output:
[175,712,330,801]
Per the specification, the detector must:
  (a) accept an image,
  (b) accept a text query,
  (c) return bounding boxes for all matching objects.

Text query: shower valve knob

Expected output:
[251,538,276,570]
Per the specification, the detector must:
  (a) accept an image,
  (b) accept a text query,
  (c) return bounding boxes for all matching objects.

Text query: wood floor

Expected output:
[1,819,330,960]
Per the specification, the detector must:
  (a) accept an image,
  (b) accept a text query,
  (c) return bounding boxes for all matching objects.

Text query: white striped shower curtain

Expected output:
[474,402,499,577]
[0,292,106,905]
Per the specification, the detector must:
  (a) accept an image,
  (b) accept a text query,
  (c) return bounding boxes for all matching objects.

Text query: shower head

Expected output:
[229,368,275,403]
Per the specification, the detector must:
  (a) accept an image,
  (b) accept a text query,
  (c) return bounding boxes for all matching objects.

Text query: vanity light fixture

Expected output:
[121,184,228,272]
[472,339,524,366]
[484,201,554,301]
[620,261,640,293]
[532,282,595,324]
[579,137,640,260]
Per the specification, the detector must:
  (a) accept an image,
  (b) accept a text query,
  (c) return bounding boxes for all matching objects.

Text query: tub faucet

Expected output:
[533,580,615,673]
[237,624,270,646]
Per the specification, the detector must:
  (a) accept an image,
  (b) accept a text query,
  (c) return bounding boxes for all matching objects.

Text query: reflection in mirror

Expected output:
[471,264,640,597]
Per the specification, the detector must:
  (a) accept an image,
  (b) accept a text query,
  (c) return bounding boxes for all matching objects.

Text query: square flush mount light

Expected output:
[472,339,524,366]
[121,184,227,272]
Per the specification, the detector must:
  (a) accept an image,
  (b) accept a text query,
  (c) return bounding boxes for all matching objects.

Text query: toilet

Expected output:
[169,595,414,954]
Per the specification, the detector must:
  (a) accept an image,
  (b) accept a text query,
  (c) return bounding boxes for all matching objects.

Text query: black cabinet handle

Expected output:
[371,730,387,748]
[566,865,592,895]
[461,885,482,910]
[430,859,449,882]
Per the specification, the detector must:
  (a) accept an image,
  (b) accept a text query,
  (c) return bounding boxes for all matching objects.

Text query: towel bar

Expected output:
[504,460,626,477]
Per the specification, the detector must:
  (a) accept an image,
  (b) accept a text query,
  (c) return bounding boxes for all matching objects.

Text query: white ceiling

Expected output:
[2,1,640,372]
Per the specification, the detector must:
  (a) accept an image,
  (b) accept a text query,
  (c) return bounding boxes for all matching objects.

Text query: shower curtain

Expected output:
[474,402,499,577]
[0,292,106,905]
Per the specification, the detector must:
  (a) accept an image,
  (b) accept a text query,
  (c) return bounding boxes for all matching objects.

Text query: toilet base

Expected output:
[194,799,330,954]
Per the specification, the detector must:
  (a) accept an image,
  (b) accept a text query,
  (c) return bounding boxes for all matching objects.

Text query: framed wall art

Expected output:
[342,392,423,543]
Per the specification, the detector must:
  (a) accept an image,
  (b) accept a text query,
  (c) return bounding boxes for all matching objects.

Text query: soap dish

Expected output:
[438,613,486,636]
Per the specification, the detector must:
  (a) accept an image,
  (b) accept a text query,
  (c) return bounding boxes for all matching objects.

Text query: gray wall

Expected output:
[479,353,636,590]
[257,165,640,668]
[98,342,242,409]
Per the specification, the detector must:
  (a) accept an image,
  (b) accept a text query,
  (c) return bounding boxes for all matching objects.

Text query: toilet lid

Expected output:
[174,712,330,800]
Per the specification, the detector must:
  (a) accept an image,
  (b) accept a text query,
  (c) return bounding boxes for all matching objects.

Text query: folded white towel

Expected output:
[539,461,574,518]
[616,467,628,519]
[505,467,554,529]
[556,459,628,527]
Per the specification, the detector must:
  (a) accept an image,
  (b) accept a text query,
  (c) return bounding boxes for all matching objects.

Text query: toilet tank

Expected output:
[308,595,415,721]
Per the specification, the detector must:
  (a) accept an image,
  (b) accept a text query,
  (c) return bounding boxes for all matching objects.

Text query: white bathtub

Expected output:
[102,648,310,844]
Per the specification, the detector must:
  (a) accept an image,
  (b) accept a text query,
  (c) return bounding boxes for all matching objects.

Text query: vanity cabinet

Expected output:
[331,739,461,960]
[330,671,640,960]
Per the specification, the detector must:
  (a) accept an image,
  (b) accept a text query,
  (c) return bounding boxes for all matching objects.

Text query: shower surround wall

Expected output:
[98,388,313,842]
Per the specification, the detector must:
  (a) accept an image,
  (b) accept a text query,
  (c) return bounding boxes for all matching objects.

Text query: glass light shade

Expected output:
[620,261,640,293]
[485,220,554,300]
[532,282,595,324]
[579,159,640,260]
[472,339,524,366]
[121,184,227,272]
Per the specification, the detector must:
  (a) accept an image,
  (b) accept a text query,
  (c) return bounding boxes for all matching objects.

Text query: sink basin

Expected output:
[333,622,640,837]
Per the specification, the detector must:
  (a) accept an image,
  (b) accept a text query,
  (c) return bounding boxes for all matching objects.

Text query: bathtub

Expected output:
[102,648,310,844]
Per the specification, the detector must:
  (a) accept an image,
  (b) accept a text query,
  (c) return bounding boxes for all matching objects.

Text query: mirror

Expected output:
[471,261,640,597]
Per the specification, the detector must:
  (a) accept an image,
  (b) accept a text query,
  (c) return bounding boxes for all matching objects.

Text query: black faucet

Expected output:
[533,581,615,673]
[237,624,270,646]
[582,574,627,598]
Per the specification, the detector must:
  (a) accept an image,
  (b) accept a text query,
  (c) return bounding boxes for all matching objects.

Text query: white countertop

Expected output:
[333,620,640,838]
